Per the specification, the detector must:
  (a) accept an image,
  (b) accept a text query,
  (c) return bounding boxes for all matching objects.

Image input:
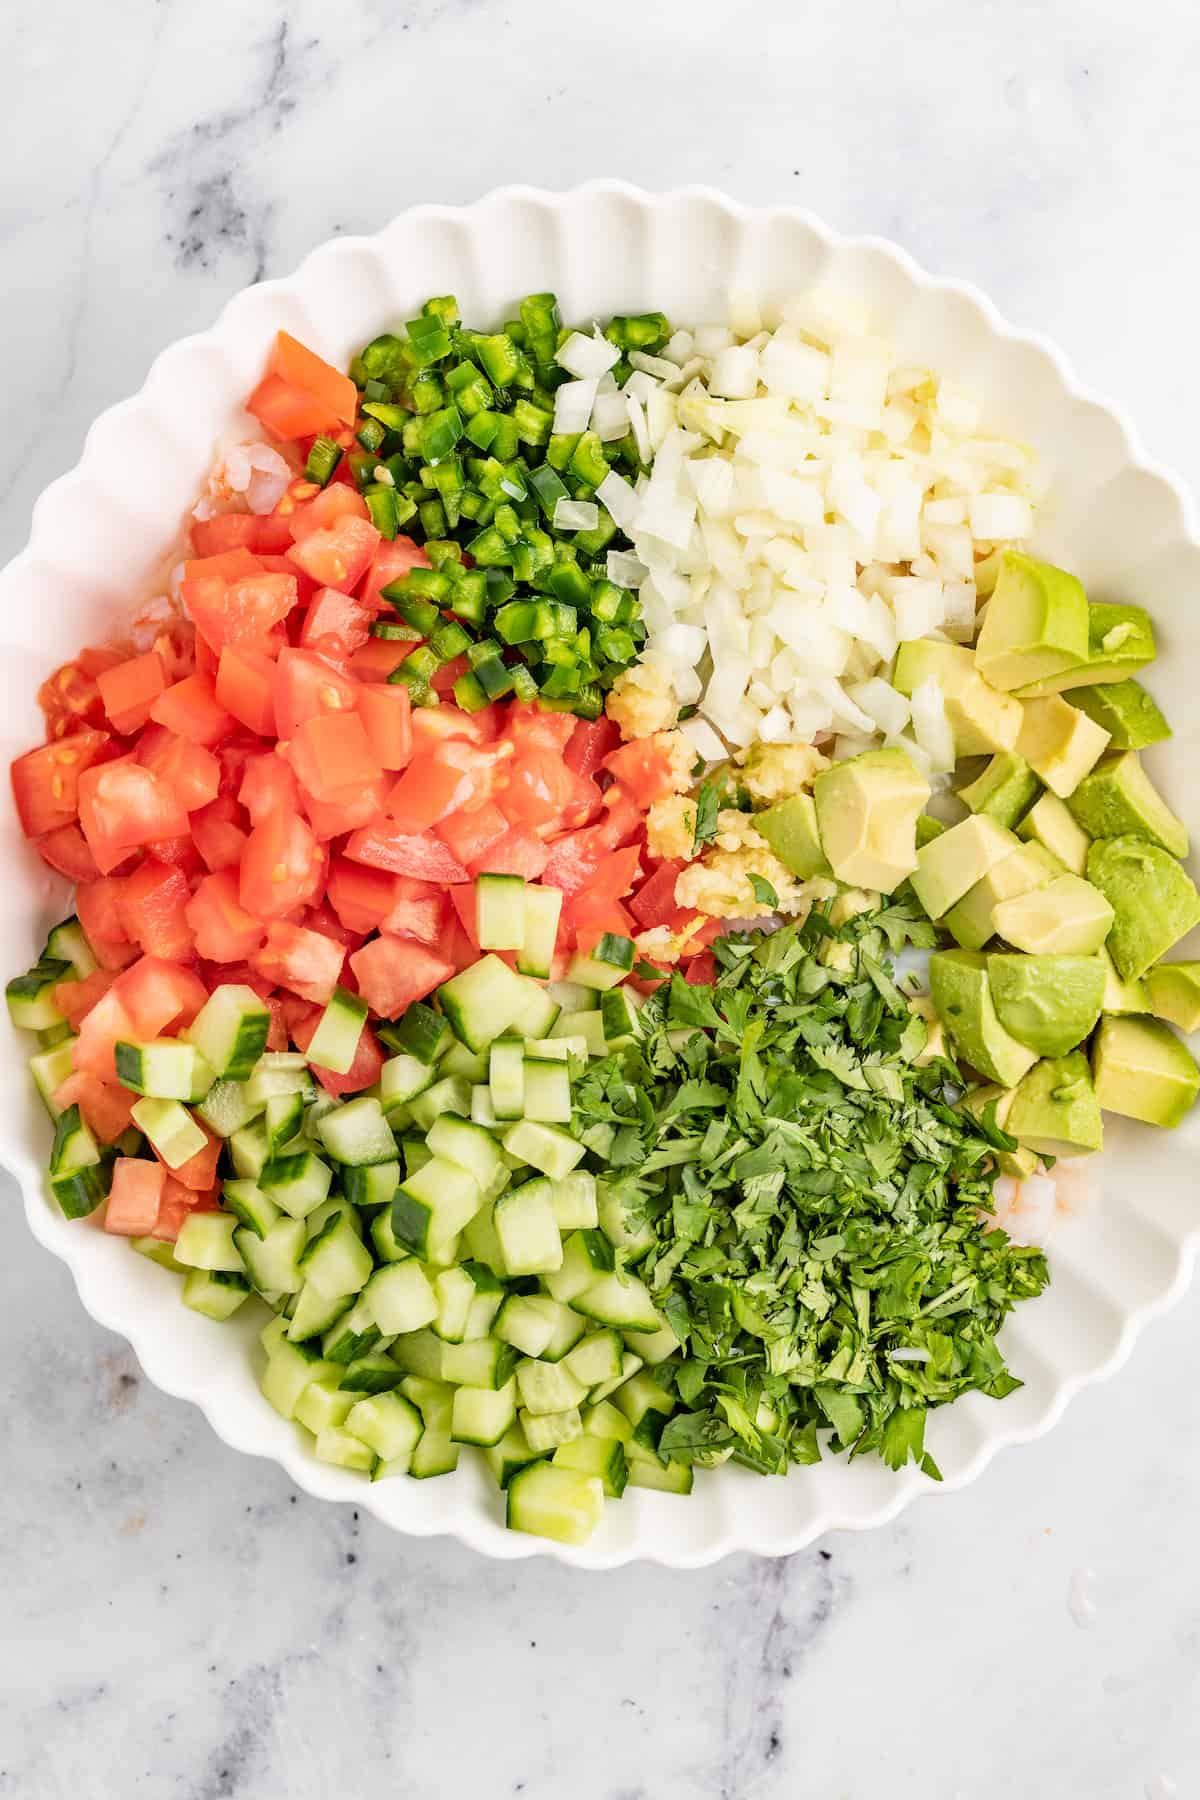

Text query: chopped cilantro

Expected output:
[747,873,779,909]
[691,779,722,852]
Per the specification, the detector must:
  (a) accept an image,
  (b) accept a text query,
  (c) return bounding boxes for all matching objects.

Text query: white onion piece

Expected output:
[591,392,630,443]
[909,677,957,774]
[553,499,599,532]
[553,378,598,435]
[556,330,620,379]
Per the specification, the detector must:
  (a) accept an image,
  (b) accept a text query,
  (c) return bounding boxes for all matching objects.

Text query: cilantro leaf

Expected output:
[748,872,779,909]
[691,780,722,851]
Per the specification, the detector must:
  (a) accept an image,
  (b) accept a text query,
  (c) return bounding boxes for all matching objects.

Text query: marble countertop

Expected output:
[5,2,1200,1794]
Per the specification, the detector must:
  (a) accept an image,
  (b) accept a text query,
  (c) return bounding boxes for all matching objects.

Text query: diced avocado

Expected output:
[907,994,946,1067]
[957,752,1041,829]
[892,640,1022,755]
[911,815,1018,921]
[991,874,1114,955]
[915,814,946,848]
[959,1082,1038,1178]
[812,749,930,893]
[1069,679,1171,750]
[1006,1051,1104,1154]
[974,551,1090,692]
[753,793,831,878]
[1091,1014,1200,1128]
[1099,947,1149,1015]
[928,950,1039,1088]
[942,841,1061,951]
[1016,602,1156,697]
[1065,751,1187,859]
[1017,791,1091,876]
[986,953,1105,1056]
[1144,961,1200,1034]
[1015,695,1110,798]
[1087,836,1200,981]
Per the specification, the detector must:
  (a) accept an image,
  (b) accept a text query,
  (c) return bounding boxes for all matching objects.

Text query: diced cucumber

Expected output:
[625,1444,693,1494]
[364,1261,439,1335]
[583,1399,633,1443]
[261,1337,334,1416]
[567,933,635,992]
[553,1432,627,1498]
[7,959,69,1032]
[50,1101,100,1177]
[426,1114,503,1189]
[501,1119,584,1180]
[184,984,270,1081]
[476,872,528,951]
[260,1312,290,1357]
[564,1329,624,1389]
[321,1294,384,1363]
[222,1179,280,1240]
[547,980,597,1013]
[260,1149,333,1219]
[483,1422,542,1488]
[461,1198,509,1278]
[380,1000,451,1065]
[489,1038,525,1119]
[543,1228,615,1304]
[30,1036,77,1119]
[516,884,563,980]
[539,1301,588,1363]
[623,1316,681,1365]
[369,1207,410,1266]
[264,1089,305,1153]
[470,1082,500,1128]
[197,1078,261,1139]
[347,1391,423,1466]
[401,1135,432,1178]
[438,954,529,1051]
[304,1195,363,1242]
[441,1336,518,1390]
[507,978,561,1040]
[175,1214,243,1272]
[305,986,367,1076]
[313,1425,375,1472]
[549,1170,598,1230]
[432,1265,476,1343]
[181,1268,250,1321]
[517,1358,588,1415]
[587,1350,643,1405]
[44,917,96,980]
[451,1377,517,1446]
[407,1074,472,1132]
[295,1377,358,1434]
[245,1052,314,1108]
[493,1177,563,1275]
[401,1376,460,1478]
[575,1270,661,1334]
[521,1057,572,1124]
[393,1156,483,1258]
[130,1097,207,1170]
[597,1181,656,1263]
[614,1369,675,1431]
[38,1020,72,1048]
[317,1096,397,1166]
[115,1039,212,1102]
[550,1009,608,1056]
[343,1159,400,1211]
[461,1265,505,1340]
[440,1038,490,1081]
[522,1036,579,1063]
[494,1294,561,1358]
[338,1352,404,1394]
[299,1208,374,1299]
[391,1327,446,1380]
[130,1235,183,1273]
[600,986,643,1048]
[229,1117,271,1179]
[379,1052,436,1121]
[518,1407,585,1457]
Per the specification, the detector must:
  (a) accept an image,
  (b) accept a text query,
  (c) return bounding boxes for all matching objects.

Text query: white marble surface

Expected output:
[5,1,1200,1794]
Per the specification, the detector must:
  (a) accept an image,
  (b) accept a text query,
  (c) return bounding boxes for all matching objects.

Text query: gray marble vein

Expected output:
[5,0,1200,1793]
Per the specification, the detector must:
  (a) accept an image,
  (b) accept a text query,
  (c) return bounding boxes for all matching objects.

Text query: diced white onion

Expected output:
[967,493,1034,540]
[606,549,647,589]
[553,377,598,435]
[553,499,599,532]
[591,392,630,443]
[595,469,641,532]
[556,330,620,379]
[679,715,728,763]
[910,677,957,773]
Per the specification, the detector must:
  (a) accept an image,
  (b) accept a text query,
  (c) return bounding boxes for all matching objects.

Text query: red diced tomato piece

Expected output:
[380,877,448,947]
[183,571,298,654]
[155,1122,221,1191]
[325,859,397,935]
[343,824,469,884]
[444,917,479,973]
[602,735,685,806]
[565,895,636,955]
[39,656,110,738]
[264,994,289,1051]
[349,934,454,1019]
[115,956,208,1037]
[356,683,412,771]
[150,1178,196,1242]
[240,809,324,920]
[289,710,380,801]
[359,535,430,615]
[136,725,221,812]
[448,883,478,948]
[215,645,277,736]
[190,797,249,872]
[497,744,597,831]
[253,332,358,435]
[272,648,358,739]
[685,951,718,985]
[630,860,686,929]
[471,826,551,880]
[186,870,265,961]
[239,750,299,826]
[410,705,492,748]
[182,547,263,584]
[302,902,362,951]
[71,985,139,1080]
[301,777,388,842]
[300,586,371,658]
[104,1156,166,1233]
[54,1071,136,1144]
[149,673,234,747]
[430,654,470,698]
[78,757,189,874]
[288,484,368,542]
[189,513,294,558]
[291,1008,385,1096]
[435,800,509,870]
[54,968,116,1029]
[12,728,112,838]
[35,823,101,882]
[96,651,167,735]
[288,513,380,596]
[252,920,345,1003]
[76,877,135,969]
[116,861,194,962]
[348,638,416,683]
[564,715,621,779]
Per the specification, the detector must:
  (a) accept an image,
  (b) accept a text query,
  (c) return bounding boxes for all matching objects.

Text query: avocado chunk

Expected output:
[1015,695,1111,798]
[928,949,1039,1088]
[812,748,930,893]
[892,640,1023,755]
[1099,947,1150,1015]
[915,814,946,848]
[1017,791,1091,875]
[1015,602,1156,697]
[911,815,1017,920]
[907,994,947,1066]
[1068,678,1172,750]
[974,551,1090,692]
[959,1081,1038,1177]
[1091,1013,1200,1128]
[753,792,831,878]
[943,841,1062,950]
[957,751,1041,830]
[1086,836,1200,981]
[1006,1051,1104,1154]
[992,874,1115,955]
[1144,961,1200,1034]
[1065,751,1188,858]
[986,953,1105,1056]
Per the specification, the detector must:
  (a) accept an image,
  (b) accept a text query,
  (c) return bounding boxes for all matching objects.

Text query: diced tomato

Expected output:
[292,1008,385,1097]
[190,797,249,872]
[430,654,470,698]
[272,648,358,739]
[150,1179,196,1243]
[115,956,208,1036]
[190,512,295,559]
[288,514,380,596]
[71,985,139,1080]
[252,920,344,1003]
[565,895,636,955]
[116,861,194,962]
[288,710,380,801]
[35,823,101,882]
[186,870,265,961]
[448,883,478,948]
[601,788,646,846]
[301,777,388,843]
[12,728,112,838]
[288,484,368,542]
[182,547,263,584]
[411,705,492,748]
[215,644,277,736]
[248,376,346,443]
[54,1072,136,1147]
[358,535,431,615]
[184,571,297,656]
[380,877,448,947]
[76,878,135,969]
[348,638,416,683]
[629,860,686,930]
[387,738,502,834]
[149,673,234,747]
[497,745,598,831]
[356,683,412,772]
[96,651,167,736]
[264,993,289,1051]
[471,826,551,880]
[194,633,219,680]
[240,809,324,920]
[54,968,116,1029]
[435,800,509,870]
[344,823,469,884]
[602,734,684,806]
[302,901,362,952]
[155,1122,221,1192]
[249,332,358,437]
[77,757,189,874]
[564,715,621,779]
[325,859,397,935]
[300,585,371,660]
[444,917,479,973]
[39,656,110,738]
[541,817,642,898]
[349,934,454,1020]
[145,834,204,878]
[104,1156,166,1233]
[238,750,300,827]
[136,725,220,813]
[685,950,718,985]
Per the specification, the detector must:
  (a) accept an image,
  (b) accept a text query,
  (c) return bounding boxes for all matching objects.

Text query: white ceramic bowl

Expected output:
[4,184,1198,1568]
